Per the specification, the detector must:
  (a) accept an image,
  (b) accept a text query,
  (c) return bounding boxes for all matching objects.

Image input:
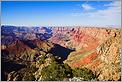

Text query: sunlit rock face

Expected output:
[49,27,113,50]
[63,28,121,81]
[1,25,121,81]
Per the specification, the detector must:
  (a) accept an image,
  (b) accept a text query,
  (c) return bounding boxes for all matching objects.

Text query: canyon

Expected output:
[1,26,121,81]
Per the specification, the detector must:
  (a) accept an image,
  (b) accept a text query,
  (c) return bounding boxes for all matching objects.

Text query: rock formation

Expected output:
[1,25,121,81]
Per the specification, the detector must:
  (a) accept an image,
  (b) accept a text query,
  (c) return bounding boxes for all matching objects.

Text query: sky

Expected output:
[1,1,121,27]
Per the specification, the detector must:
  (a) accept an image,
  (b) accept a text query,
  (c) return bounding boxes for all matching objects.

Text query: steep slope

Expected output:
[1,38,55,81]
[49,27,113,50]
[2,39,37,63]
[1,26,121,81]
[64,29,121,81]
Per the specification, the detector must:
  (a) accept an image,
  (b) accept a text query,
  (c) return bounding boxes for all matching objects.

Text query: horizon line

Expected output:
[1,24,121,28]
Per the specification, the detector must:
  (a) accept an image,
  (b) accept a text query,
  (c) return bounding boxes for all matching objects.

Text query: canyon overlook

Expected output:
[1,26,121,81]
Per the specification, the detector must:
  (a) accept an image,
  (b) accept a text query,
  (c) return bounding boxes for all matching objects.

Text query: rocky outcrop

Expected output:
[49,27,112,50]
[1,26,121,81]
[64,29,121,81]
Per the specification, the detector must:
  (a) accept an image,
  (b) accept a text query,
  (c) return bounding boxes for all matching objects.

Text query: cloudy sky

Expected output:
[1,1,121,27]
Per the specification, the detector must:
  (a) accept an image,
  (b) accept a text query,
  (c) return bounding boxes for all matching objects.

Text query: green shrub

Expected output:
[22,73,35,81]
[72,68,95,81]
[17,65,38,81]
[41,62,72,81]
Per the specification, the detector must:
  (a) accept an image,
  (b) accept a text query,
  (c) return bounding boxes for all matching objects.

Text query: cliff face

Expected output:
[1,26,121,81]
[64,28,121,81]
[49,27,112,50]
